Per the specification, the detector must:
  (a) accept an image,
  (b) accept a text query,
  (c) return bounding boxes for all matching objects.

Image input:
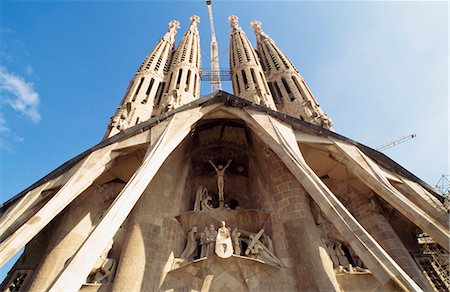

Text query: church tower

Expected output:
[104,20,179,139]
[251,20,333,129]
[1,4,448,292]
[154,15,202,115]
[229,16,276,109]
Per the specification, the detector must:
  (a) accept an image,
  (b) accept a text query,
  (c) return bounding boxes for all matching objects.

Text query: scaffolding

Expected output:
[435,174,450,197]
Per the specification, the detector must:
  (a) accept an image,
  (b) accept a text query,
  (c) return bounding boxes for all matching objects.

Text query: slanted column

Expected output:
[252,20,333,129]
[344,190,433,291]
[155,16,201,115]
[112,146,189,291]
[28,183,122,291]
[254,145,340,291]
[104,20,179,139]
[229,16,276,109]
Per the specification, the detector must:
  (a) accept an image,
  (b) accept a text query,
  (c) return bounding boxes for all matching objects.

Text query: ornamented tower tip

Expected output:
[228,15,277,109]
[228,15,240,30]
[251,19,333,130]
[103,20,180,140]
[153,16,202,115]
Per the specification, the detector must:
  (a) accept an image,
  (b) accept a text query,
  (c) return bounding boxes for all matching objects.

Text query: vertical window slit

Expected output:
[235,74,241,94]
[176,69,183,89]
[155,82,165,106]
[132,77,145,101]
[185,70,191,92]
[242,70,249,90]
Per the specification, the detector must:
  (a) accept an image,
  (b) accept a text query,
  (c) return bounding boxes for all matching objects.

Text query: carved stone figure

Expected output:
[202,227,211,257]
[215,221,233,258]
[325,240,340,268]
[86,240,116,284]
[194,186,207,211]
[201,194,214,211]
[261,234,274,253]
[334,242,350,266]
[207,224,217,256]
[208,159,232,206]
[199,231,207,258]
[180,227,198,258]
[231,228,241,255]
[246,233,283,267]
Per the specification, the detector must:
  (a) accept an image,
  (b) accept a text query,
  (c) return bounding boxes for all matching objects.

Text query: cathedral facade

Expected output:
[0,10,448,292]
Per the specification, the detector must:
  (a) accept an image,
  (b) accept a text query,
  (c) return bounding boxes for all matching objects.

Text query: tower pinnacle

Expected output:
[228,15,276,109]
[190,15,200,27]
[103,20,179,139]
[252,20,333,129]
[154,16,202,114]
[228,15,239,30]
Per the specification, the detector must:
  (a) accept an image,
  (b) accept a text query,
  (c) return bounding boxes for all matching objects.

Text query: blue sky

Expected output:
[0,0,448,280]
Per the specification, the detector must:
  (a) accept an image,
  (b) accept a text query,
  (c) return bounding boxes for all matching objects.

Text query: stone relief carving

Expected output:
[86,240,116,284]
[245,230,283,267]
[326,240,370,274]
[178,222,282,267]
[311,201,370,275]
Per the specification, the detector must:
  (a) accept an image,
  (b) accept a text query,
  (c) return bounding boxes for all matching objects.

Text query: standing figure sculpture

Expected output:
[208,159,232,207]
[215,221,233,258]
[231,228,242,255]
[180,227,198,258]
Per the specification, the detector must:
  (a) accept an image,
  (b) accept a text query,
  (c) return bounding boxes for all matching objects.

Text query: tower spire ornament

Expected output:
[228,15,276,108]
[252,19,334,129]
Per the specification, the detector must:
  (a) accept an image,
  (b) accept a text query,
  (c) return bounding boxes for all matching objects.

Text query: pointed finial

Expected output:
[251,20,262,35]
[190,15,200,27]
[228,15,239,29]
[168,20,180,35]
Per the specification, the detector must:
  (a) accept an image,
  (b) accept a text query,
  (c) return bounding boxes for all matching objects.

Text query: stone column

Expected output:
[28,183,120,291]
[112,146,189,291]
[347,190,432,291]
[254,145,340,291]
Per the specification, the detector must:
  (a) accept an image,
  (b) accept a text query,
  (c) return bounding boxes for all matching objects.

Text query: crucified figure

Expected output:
[208,159,232,205]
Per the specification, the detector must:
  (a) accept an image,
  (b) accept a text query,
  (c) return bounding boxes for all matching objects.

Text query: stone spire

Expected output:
[154,16,202,115]
[251,20,333,129]
[104,20,180,139]
[228,16,276,109]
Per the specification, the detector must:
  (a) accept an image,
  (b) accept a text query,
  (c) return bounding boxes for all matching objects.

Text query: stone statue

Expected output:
[202,227,211,257]
[201,194,214,211]
[325,240,340,268]
[207,224,217,256]
[246,233,283,267]
[231,228,241,255]
[194,186,207,211]
[208,159,232,206]
[86,240,116,284]
[261,234,274,253]
[180,227,198,258]
[199,231,207,258]
[334,242,350,266]
[215,221,233,258]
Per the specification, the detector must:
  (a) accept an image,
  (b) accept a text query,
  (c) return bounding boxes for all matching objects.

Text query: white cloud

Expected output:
[0,115,9,133]
[0,66,41,123]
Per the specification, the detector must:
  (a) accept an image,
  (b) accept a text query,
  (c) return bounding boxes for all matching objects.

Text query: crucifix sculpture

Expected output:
[208,159,232,207]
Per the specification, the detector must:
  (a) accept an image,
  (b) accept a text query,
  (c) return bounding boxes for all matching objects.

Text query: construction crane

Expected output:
[205,0,222,91]
[376,133,416,151]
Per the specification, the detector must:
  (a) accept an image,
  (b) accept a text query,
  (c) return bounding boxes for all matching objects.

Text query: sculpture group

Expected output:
[180,221,283,267]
